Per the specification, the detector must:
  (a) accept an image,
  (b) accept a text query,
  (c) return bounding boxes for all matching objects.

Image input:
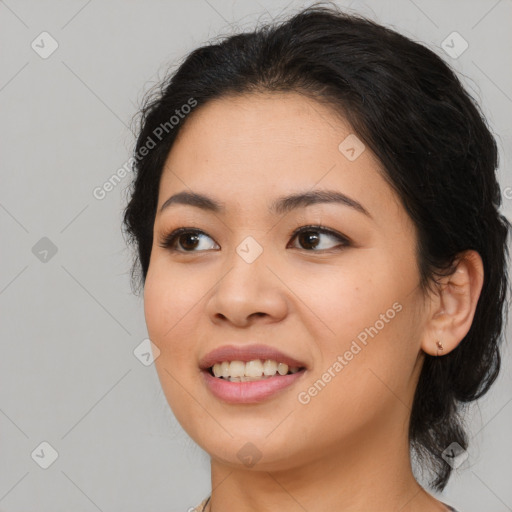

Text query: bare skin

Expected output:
[143,92,483,512]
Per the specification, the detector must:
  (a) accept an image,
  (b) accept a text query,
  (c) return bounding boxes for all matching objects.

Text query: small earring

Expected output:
[436,340,444,354]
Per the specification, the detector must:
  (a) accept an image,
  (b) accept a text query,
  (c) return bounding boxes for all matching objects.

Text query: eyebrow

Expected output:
[159,189,372,218]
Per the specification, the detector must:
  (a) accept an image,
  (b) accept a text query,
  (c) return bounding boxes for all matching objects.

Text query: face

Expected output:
[144,92,429,471]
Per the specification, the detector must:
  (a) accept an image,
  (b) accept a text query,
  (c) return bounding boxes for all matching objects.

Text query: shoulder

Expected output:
[191,496,209,512]
[441,503,460,512]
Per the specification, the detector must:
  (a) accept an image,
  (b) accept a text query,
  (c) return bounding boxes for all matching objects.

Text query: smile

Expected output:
[199,344,308,404]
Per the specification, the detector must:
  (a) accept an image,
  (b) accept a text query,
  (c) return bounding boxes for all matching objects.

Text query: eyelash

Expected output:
[158,224,351,253]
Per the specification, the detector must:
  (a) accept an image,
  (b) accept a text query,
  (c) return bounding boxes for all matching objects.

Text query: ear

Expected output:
[421,250,484,356]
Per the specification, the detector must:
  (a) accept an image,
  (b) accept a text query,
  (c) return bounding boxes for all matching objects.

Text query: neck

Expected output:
[206,412,447,512]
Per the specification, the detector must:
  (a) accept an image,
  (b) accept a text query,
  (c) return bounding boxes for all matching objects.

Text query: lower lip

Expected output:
[202,370,306,404]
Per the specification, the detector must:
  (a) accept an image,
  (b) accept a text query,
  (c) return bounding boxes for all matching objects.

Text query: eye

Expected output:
[158,225,350,253]
[287,225,350,251]
[158,228,219,252]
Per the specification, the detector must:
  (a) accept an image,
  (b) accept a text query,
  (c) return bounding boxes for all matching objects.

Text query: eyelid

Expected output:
[158,227,218,251]
[158,224,351,252]
[288,224,351,247]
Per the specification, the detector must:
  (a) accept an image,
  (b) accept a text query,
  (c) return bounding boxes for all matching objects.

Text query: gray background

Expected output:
[1,0,511,511]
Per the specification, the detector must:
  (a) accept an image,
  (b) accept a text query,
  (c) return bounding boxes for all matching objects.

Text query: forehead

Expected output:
[171,91,351,161]
[157,92,404,226]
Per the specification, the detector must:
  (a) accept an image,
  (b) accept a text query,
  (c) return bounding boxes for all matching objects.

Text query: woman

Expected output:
[122,3,510,511]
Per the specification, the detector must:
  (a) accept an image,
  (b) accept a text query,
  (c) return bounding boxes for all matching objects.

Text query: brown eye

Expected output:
[159,225,350,253]
[288,226,350,251]
[296,230,321,250]
[159,228,218,252]
[177,232,201,251]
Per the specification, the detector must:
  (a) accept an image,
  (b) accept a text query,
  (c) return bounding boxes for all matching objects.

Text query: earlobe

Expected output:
[421,250,484,356]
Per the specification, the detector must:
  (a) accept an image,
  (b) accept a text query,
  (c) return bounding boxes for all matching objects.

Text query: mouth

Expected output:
[199,344,308,404]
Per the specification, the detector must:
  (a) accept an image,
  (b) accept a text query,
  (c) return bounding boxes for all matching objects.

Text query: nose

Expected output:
[205,238,289,327]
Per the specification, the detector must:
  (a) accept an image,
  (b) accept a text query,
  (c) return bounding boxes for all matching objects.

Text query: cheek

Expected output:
[143,270,172,342]
[300,249,421,377]
[143,259,201,344]
[294,288,419,442]
[143,265,192,383]
[143,265,201,424]
[297,256,400,341]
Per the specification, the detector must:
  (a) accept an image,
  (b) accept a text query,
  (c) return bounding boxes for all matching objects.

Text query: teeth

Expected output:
[211,359,302,380]
[245,360,264,377]
[263,359,277,375]
[220,361,230,378]
[277,363,289,375]
[229,360,245,378]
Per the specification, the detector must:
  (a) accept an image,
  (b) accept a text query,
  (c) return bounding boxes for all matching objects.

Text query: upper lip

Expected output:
[199,344,307,370]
